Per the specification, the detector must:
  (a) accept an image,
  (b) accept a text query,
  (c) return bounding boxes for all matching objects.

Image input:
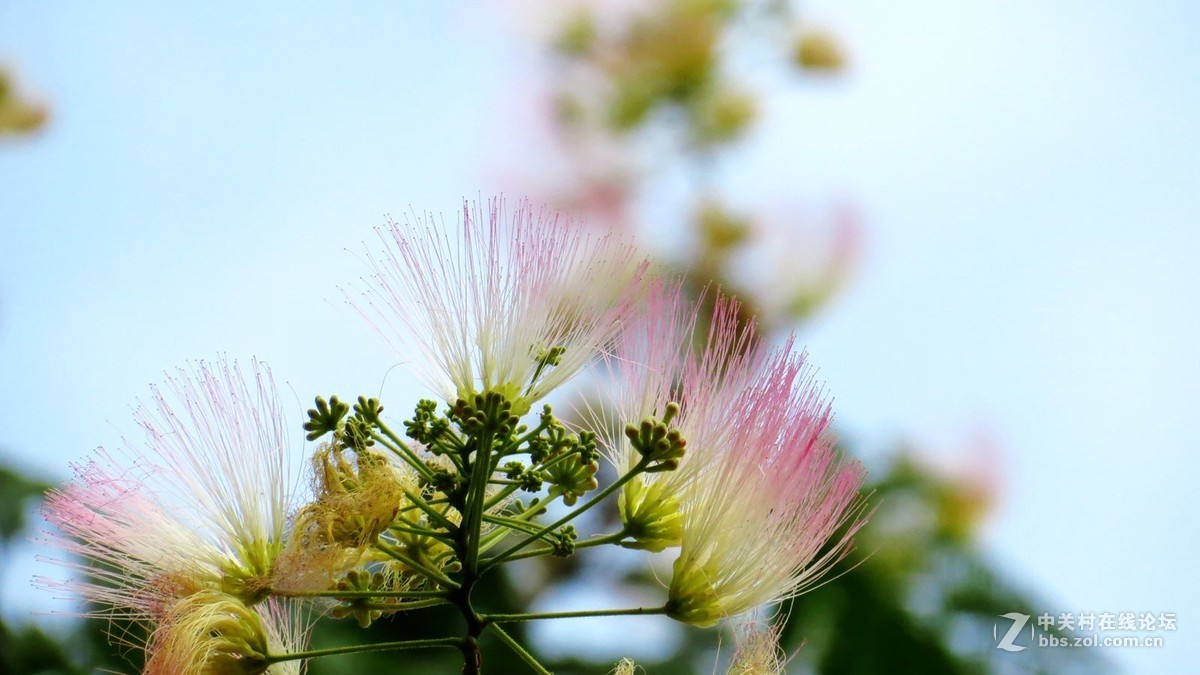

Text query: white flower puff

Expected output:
[354,197,650,413]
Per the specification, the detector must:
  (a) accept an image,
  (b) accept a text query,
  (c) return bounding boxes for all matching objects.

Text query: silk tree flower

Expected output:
[665,341,867,627]
[354,197,649,414]
[271,445,409,599]
[145,591,310,675]
[274,444,425,599]
[294,444,412,550]
[41,359,296,621]
[597,281,761,551]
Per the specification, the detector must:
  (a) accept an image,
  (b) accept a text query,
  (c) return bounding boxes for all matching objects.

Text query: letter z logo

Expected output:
[995,612,1030,652]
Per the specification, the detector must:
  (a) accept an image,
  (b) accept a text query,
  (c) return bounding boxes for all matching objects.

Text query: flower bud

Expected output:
[618,476,682,551]
[666,557,726,627]
[793,29,846,72]
[145,591,271,675]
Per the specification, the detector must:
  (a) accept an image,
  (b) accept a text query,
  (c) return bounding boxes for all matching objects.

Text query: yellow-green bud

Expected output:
[619,476,682,551]
[794,29,846,72]
[666,557,726,627]
[145,591,271,675]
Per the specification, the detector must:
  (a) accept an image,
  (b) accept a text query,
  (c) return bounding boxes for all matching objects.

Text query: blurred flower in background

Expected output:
[0,67,48,136]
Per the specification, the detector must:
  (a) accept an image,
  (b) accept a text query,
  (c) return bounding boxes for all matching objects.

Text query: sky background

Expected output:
[2,1,1197,673]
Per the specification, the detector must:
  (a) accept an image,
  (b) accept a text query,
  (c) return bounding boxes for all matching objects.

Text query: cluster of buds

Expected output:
[624,402,687,472]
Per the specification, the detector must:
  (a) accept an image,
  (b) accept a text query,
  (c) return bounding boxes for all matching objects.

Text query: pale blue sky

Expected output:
[2,2,1197,672]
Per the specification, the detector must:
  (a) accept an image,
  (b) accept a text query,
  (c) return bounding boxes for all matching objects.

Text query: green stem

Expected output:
[377,543,460,589]
[483,458,649,572]
[264,637,460,664]
[496,420,550,459]
[492,529,628,563]
[463,429,494,577]
[428,437,466,473]
[487,624,552,674]
[481,481,522,512]
[389,521,456,542]
[358,598,448,612]
[484,604,670,625]
[400,486,459,532]
[373,425,435,479]
[476,492,566,555]
[482,513,552,537]
[447,425,500,675]
[477,528,509,555]
[282,589,449,600]
[431,433,467,463]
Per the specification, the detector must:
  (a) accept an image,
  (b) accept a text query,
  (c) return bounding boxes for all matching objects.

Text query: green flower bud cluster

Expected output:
[551,525,578,558]
[625,402,687,471]
[528,409,587,464]
[341,417,376,452]
[420,466,461,497]
[513,409,602,506]
[503,461,546,493]
[404,399,450,446]
[533,344,567,368]
[303,395,391,455]
[276,379,716,672]
[331,569,390,628]
[451,391,523,437]
[544,454,599,507]
[303,395,350,441]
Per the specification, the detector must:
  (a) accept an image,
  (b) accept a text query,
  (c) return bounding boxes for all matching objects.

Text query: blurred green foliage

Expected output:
[0,463,103,675]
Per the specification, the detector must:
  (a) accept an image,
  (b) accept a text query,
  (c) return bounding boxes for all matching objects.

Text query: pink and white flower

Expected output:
[40,359,296,620]
[353,197,649,413]
[598,281,762,551]
[603,281,865,623]
[667,340,867,626]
